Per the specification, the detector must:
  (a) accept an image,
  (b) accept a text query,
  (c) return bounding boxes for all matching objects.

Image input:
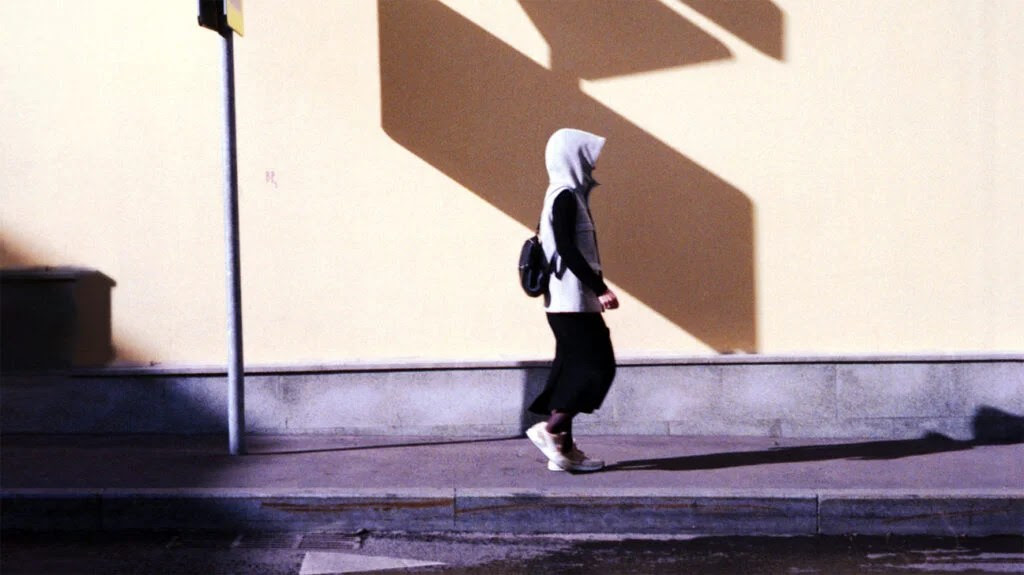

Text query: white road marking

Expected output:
[299,551,444,575]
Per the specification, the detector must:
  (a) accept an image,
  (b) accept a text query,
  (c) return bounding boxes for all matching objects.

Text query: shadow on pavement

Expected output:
[606,406,1024,472]
[245,436,521,457]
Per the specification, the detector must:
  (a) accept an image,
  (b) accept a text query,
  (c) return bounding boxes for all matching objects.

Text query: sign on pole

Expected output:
[198,0,243,37]
[226,0,244,36]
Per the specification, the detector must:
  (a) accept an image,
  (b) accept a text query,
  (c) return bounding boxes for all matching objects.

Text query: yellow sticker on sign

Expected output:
[226,0,243,36]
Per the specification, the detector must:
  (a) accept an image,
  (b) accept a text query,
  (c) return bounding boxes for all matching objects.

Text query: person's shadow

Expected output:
[605,406,1024,472]
[598,403,1024,470]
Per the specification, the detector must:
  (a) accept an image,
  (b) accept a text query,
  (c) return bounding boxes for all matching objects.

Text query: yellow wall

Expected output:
[2,0,1021,366]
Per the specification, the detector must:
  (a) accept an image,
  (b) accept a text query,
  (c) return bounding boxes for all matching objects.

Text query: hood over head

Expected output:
[545,128,606,196]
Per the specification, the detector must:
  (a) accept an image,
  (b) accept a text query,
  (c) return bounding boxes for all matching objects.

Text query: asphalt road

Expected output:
[2,531,1022,574]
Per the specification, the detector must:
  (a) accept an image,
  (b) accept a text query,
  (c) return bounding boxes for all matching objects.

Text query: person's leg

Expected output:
[547,410,576,454]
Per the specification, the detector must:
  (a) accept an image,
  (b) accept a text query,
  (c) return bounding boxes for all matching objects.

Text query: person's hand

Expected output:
[598,289,619,311]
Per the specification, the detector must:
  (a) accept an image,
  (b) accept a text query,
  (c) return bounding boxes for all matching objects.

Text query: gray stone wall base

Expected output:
[2,355,1021,440]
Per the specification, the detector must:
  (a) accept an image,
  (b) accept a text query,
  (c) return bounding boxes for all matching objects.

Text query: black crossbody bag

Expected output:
[518,224,549,298]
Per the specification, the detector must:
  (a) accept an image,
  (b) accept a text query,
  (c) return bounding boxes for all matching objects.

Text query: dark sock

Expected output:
[547,411,576,453]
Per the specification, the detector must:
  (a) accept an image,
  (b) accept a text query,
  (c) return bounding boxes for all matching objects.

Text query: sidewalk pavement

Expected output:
[2,433,1022,536]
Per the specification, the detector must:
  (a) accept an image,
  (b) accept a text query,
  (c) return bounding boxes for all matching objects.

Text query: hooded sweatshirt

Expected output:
[539,128,608,313]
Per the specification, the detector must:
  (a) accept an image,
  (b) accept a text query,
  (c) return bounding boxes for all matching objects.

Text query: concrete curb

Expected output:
[4,488,1021,537]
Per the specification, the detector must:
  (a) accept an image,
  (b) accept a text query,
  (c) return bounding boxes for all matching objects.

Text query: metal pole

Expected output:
[221,28,246,455]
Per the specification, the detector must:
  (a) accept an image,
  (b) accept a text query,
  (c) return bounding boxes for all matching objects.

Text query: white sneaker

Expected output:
[526,422,571,470]
[546,443,604,473]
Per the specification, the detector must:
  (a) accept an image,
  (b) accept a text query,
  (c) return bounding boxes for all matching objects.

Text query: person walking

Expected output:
[526,128,619,473]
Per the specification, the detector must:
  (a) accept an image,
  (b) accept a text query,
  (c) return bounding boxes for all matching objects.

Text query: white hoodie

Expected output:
[539,128,606,313]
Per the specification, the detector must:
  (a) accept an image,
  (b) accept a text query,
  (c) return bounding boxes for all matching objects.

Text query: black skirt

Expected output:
[528,312,616,415]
